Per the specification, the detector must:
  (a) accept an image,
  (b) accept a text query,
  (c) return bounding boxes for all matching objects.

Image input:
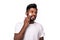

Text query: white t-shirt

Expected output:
[15,22,45,40]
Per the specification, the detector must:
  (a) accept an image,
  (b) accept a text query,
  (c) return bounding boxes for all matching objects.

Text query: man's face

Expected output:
[26,8,37,21]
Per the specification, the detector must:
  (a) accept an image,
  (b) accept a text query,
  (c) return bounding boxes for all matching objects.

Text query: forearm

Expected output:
[14,33,23,40]
[14,25,28,40]
[14,16,30,40]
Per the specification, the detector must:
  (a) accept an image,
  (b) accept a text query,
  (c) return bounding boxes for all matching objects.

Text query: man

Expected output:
[14,3,45,40]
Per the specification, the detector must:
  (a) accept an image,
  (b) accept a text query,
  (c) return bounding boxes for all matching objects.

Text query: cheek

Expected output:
[29,13,32,16]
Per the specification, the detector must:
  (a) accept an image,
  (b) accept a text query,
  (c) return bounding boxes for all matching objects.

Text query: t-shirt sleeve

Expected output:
[14,23,23,33]
[39,25,45,38]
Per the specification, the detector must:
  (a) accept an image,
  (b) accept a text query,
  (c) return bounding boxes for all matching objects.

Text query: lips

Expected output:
[30,15,36,20]
[31,16,35,19]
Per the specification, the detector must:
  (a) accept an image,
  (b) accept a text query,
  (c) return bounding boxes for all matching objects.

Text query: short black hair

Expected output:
[26,3,37,12]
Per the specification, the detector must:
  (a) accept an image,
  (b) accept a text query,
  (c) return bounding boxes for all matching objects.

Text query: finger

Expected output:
[27,15,31,19]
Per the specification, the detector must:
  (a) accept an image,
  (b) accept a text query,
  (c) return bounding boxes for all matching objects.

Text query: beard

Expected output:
[30,15,36,21]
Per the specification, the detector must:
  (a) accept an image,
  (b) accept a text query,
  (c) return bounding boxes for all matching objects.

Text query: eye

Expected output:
[31,11,33,13]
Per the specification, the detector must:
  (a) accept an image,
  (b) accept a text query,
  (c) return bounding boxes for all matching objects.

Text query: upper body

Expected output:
[15,22,44,40]
[14,3,45,40]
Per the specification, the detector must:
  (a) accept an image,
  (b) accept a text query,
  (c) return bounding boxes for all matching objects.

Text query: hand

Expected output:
[24,16,31,28]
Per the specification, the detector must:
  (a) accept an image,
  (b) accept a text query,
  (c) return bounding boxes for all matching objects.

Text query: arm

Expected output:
[14,16,30,40]
[39,37,44,40]
[14,25,28,40]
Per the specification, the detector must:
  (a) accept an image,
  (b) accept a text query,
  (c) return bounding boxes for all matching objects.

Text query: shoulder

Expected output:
[35,22,45,37]
[15,22,23,27]
[15,22,24,33]
[35,22,44,30]
[35,22,43,27]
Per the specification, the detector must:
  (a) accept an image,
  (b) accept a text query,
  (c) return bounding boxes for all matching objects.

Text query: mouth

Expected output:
[29,13,36,20]
[30,15,36,20]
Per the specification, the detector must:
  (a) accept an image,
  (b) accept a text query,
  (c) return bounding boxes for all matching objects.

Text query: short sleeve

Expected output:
[39,25,45,38]
[14,22,23,33]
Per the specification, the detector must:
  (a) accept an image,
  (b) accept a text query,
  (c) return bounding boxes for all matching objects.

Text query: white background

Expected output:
[0,0,60,40]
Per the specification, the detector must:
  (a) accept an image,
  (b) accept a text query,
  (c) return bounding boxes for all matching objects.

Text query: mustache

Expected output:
[30,15,36,18]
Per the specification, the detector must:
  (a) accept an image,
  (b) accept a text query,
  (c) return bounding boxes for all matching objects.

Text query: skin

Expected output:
[14,8,44,40]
